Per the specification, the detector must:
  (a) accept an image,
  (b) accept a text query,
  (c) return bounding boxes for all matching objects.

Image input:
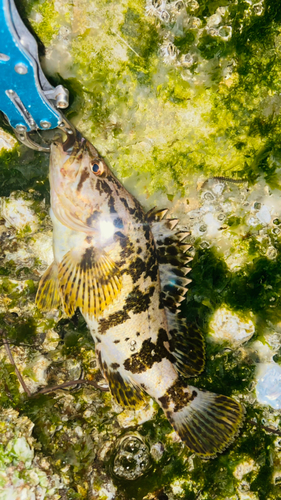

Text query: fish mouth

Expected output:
[50,125,83,154]
[62,128,84,152]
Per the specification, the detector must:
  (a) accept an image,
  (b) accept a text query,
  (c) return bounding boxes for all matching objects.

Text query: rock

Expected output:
[233,458,259,480]
[0,409,63,499]
[0,193,39,233]
[208,307,255,345]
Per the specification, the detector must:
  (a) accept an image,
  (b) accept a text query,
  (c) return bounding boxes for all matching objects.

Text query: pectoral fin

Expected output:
[58,247,122,318]
[36,262,61,311]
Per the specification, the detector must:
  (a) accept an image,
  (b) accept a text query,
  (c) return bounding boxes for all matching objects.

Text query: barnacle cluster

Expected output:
[145,0,263,87]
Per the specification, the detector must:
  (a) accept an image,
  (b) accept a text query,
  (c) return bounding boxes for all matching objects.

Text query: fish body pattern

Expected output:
[36,132,243,457]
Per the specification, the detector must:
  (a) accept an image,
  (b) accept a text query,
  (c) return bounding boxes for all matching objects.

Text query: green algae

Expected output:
[0,146,49,198]
[183,246,281,326]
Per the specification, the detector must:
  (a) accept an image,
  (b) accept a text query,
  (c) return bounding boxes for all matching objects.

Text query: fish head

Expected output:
[50,133,117,233]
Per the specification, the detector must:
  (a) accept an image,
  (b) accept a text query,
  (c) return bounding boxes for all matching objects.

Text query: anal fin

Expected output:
[103,365,147,408]
[36,262,61,311]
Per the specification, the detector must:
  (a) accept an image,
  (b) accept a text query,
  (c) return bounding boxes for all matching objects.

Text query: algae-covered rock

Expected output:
[1,0,281,498]
[0,408,62,499]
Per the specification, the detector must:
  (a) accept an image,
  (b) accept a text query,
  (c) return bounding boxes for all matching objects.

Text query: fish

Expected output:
[36,130,243,458]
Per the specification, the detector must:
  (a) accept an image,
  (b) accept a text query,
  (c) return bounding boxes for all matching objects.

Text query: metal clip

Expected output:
[14,118,76,152]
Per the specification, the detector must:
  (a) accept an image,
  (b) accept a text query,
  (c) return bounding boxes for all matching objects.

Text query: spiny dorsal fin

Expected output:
[147,207,192,313]
[36,261,61,311]
[147,207,203,377]
[58,247,122,318]
[146,207,169,222]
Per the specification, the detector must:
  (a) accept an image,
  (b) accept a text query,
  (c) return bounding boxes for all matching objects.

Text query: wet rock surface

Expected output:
[0,0,281,499]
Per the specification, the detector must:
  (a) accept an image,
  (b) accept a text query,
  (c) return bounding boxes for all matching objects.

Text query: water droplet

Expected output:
[218,25,232,40]
[199,224,207,232]
[274,475,281,485]
[272,227,280,235]
[162,42,177,59]
[212,182,225,196]
[273,218,280,225]
[267,247,277,259]
[217,213,225,221]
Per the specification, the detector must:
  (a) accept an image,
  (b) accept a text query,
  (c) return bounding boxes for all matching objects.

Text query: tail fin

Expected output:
[158,381,243,457]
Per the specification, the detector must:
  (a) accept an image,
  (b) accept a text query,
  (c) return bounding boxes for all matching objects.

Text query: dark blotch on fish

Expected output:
[120,197,144,222]
[99,310,130,334]
[113,217,124,228]
[86,211,100,226]
[108,196,117,214]
[96,179,113,196]
[98,286,155,334]
[77,168,90,191]
[125,285,155,314]
[159,380,197,412]
[123,328,175,374]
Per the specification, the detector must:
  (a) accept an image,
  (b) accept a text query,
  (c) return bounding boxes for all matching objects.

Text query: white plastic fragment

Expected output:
[256,205,271,225]
[256,362,281,409]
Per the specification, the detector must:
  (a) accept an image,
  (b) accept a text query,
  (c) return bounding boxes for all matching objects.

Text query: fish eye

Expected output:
[90,160,104,175]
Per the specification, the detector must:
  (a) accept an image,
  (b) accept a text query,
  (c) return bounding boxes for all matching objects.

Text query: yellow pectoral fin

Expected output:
[58,247,122,318]
[36,262,61,311]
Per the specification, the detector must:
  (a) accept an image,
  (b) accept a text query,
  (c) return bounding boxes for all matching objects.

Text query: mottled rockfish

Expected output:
[36,131,243,457]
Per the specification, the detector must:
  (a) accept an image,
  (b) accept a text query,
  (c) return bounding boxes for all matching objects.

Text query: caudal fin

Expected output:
[158,381,243,457]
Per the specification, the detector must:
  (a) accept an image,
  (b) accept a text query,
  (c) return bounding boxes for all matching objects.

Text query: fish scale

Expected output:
[36,131,244,458]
